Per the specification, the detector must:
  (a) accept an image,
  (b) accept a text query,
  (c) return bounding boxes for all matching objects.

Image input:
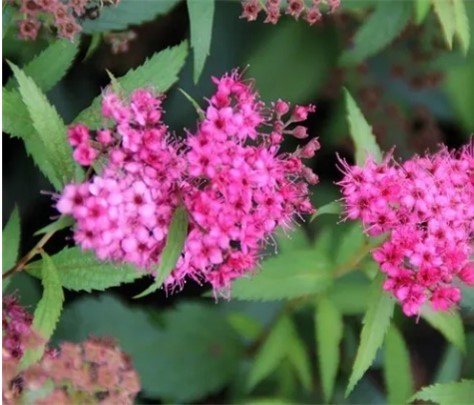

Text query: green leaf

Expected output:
[227,312,263,341]
[421,307,466,352]
[55,297,243,401]
[247,21,337,103]
[340,1,412,65]
[83,33,102,61]
[135,205,188,298]
[21,253,64,369]
[433,0,456,49]
[178,88,205,119]
[415,0,432,24]
[345,273,395,396]
[8,62,77,189]
[248,316,294,390]
[231,250,332,301]
[5,39,79,92]
[310,201,342,222]
[3,206,20,273]
[34,216,74,236]
[82,0,179,33]
[316,297,343,402]
[383,325,413,404]
[3,5,14,39]
[328,277,370,315]
[453,0,470,55]
[74,41,188,129]
[287,327,312,391]
[187,0,214,83]
[445,61,474,133]
[334,223,365,268]
[434,345,462,383]
[410,380,474,405]
[344,88,383,165]
[26,247,142,292]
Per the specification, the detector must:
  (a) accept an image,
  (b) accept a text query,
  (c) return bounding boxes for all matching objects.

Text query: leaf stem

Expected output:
[2,230,56,280]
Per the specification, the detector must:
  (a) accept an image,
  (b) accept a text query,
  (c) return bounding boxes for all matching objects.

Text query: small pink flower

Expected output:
[18,17,41,40]
[73,143,99,166]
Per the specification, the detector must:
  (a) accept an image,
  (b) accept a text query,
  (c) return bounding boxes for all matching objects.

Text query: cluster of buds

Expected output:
[339,144,474,316]
[57,70,319,295]
[8,0,120,41]
[240,0,341,25]
[104,30,137,54]
[2,296,140,404]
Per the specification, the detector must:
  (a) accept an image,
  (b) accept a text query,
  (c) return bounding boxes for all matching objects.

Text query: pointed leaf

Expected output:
[340,1,412,65]
[26,247,142,292]
[74,41,188,129]
[5,39,79,92]
[187,0,215,83]
[3,206,21,273]
[8,62,77,188]
[433,0,456,49]
[345,273,395,396]
[34,216,74,236]
[135,205,189,298]
[287,328,312,391]
[20,253,64,369]
[453,0,470,55]
[310,201,342,222]
[383,325,413,404]
[82,0,179,33]
[421,307,466,352]
[415,0,432,24]
[316,297,343,402]
[410,380,474,405]
[344,88,383,165]
[231,250,332,301]
[248,316,294,390]
[434,345,462,383]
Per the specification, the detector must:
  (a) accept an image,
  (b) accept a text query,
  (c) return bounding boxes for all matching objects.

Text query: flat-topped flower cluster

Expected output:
[57,71,319,294]
[339,145,474,316]
[2,296,140,404]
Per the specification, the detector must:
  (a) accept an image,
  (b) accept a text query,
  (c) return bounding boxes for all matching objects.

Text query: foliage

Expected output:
[3,1,474,403]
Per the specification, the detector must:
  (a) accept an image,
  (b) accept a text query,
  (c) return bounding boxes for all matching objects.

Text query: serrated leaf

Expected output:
[231,250,332,301]
[434,345,462,383]
[34,216,74,236]
[410,380,474,405]
[310,201,342,222]
[21,253,64,369]
[421,307,466,352]
[345,273,395,397]
[248,316,294,390]
[3,206,20,273]
[82,0,179,33]
[415,0,432,24]
[74,41,188,129]
[8,62,77,188]
[26,247,142,292]
[433,0,456,49]
[3,206,20,292]
[340,1,411,65]
[344,88,383,165]
[328,277,370,315]
[287,328,312,391]
[453,0,470,55]
[383,325,413,404]
[316,297,343,402]
[247,22,337,103]
[135,205,188,298]
[187,0,214,83]
[334,223,365,268]
[55,297,243,401]
[5,39,79,92]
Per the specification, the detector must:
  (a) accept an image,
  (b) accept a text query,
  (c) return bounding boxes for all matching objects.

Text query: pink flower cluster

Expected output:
[241,0,341,25]
[57,71,319,295]
[2,295,140,404]
[9,0,119,41]
[339,145,474,316]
